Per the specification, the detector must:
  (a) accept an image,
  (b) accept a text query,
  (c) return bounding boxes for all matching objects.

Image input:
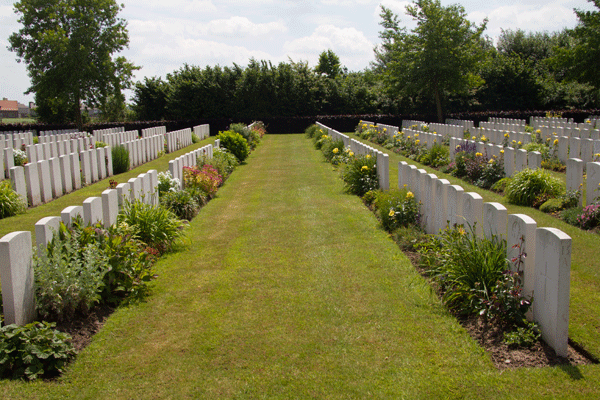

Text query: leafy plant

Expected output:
[95,141,108,148]
[340,154,379,196]
[157,171,180,197]
[419,143,450,168]
[13,149,28,167]
[560,206,583,226]
[321,138,345,163]
[112,145,130,174]
[576,204,600,230]
[118,199,186,253]
[191,133,201,143]
[183,165,223,198]
[0,322,76,380]
[504,168,562,207]
[373,189,420,231]
[305,124,322,139]
[0,180,27,219]
[218,130,250,162]
[503,322,541,348]
[161,190,200,221]
[197,148,238,179]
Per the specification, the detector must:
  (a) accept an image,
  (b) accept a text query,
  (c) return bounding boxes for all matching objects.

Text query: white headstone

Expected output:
[0,231,35,325]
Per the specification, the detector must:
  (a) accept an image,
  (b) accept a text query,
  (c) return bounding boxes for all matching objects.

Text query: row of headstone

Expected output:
[0,132,34,150]
[141,126,166,138]
[426,123,463,138]
[566,159,600,207]
[9,145,114,207]
[165,128,192,153]
[39,128,78,136]
[92,127,125,144]
[169,144,214,190]
[445,119,475,133]
[97,130,138,149]
[318,122,389,191]
[404,128,444,149]
[0,169,158,326]
[397,160,572,357]
[121,135,164,169]
[36,132,89,144]
[193,124,210,140]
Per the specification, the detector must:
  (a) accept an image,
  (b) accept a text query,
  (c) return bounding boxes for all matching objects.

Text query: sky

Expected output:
[0,0,597,105]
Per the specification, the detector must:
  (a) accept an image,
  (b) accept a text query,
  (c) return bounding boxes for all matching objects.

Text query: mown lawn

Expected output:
[348,131,600,360]
[1,134,599,398]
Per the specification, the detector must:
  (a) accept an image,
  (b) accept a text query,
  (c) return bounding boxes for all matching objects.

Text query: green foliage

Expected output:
[321,138,346,163]
[560,206,583,226]
[13,149,28,167]
[373,189,420,231]
[375,1,487,121]
[131,77,169,121]
[539,198,564,213]
[197,148,239,179]
[504,168,563,206]
[8,0,138,128]
[34,226,109,321]
[0,321,76,380]
[160,190,199,221]
[95,141,108,148]
[118,200,186,253]
[229,123,260,149]
[503,322,541,348]
[191,133,201,144]
[575,204,600,230]
[305,124,322,139]
[111,145,130,174]
[314,133,331,150]
[183,165,223,198]
[157,171,180,197]
[418,143,450,167]
[217,130,250,162]
[315,49,342,79]
[340,154,379,196]
[0,180,27,219]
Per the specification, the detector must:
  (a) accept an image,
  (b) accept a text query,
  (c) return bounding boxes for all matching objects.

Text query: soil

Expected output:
[55,304,114,353]
[404,249,598,370]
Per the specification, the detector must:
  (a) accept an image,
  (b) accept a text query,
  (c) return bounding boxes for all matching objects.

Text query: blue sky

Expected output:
[1,0,596,105]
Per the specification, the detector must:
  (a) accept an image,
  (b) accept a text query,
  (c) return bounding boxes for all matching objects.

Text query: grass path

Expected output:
[2,135,600,398]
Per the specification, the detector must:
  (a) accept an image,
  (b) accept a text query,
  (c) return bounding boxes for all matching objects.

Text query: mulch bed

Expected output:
[54,304,115,353]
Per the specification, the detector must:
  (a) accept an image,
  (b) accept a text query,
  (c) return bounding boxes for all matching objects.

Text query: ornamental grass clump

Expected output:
[0,180,27,219]
[160,190,200,221]
[504,168,562,207]
[340,154,378,196]
[111,145,130,174]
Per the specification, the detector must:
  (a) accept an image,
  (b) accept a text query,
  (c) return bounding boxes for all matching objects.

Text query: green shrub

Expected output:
[34,226,109,321]
[95,141,108,148]
[191,133,201,143]
[183,165,222,198]
[503,322,541,348]
[0,180,27,219]
[490,177,511,193]
[305,124,321,138]
[539,198,564,213]
[13,149,28,167]
[0,322,76,380]
[504,168,562,207]
[197,148,238,179]
[217,130,250,162]
[161,190,200,221]
[321,138,345,163]
[340,154,379,196]
[419,143,450,168]
[560,206,583,226]
[373,189,420,231]
[118,200,186,253]
[314,133,331,150]
[112,145,130,174]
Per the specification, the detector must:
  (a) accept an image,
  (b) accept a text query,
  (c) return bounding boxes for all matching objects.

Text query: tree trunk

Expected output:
[434,86,443,123]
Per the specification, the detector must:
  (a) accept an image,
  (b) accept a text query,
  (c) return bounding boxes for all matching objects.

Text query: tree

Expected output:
[551,0,600,89]
[315,49,343,79]
[375,1,487,121]
[8,0,137,129]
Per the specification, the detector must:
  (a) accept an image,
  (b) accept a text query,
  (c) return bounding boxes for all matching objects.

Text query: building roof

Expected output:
[0,99,19,111]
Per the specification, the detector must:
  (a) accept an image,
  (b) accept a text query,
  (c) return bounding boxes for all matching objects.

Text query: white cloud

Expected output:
[284,25,374,70]
[125,0,217,14]
[197,16,287,38]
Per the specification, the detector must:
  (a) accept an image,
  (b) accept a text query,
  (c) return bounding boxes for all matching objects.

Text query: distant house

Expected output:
[18,102,36,118]
[0,98,19,118]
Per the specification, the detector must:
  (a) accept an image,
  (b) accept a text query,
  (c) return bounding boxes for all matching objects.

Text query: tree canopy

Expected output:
[375,0,488,122]
[8,0,137,128]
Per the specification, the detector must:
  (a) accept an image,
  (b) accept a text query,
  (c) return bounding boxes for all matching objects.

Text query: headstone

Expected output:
[59,155,73,193]
[70,153,82,190]
[128,177,142,201]
[61,205,83,227]
[24,163,41,207]
[116,182,130,209]
[0,231,35,325]
[483,202,507,240]
[446,185,464,227]
[96,147,106,180]
[83,197,103,226]
[507,214,537,302]
[461,192,483,237]
[558,136,569,164]
[534,228,571,357]
[34,216,61,256]
[504,147,515,177]
[566,158,584,206]
[528,151,542,170]
[586,162,600,206]
[423,174,437,234]
[515,149,527,172]
[49,157,63,198]
[569,137,581,159]
[37,160,53,203]
[9,166,27,202]
[80,150,92,186]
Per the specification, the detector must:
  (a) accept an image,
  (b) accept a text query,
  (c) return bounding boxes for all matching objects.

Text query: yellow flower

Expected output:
[546,137,551,141]
[481,135,487,141]
[433,131,437,134]
[554,139,559,145]
[407,136,411,140]
[400,131,404,136]
[457,227,466,235]
[415,133,419,138]
[361,165,369,172]
[512,140,516,144]
[595,153,600,158]
[366,154,371,159]
[456,145,461,150]
[472,136,476,140]
[488,159,495,164]
[406,191,414,199]
[518,141,522,145]
[349,151,354,157]
[475,152,483,157]
[389,209,395,217]
[383,128,387,132]
[403,184,407,188]
[322,134,327,138]
[333,148,339,154]
[586,119,591,124]
[500,150,504,154]
[504,133,510,138]
[536,129,541,134]
[416,140,420,145]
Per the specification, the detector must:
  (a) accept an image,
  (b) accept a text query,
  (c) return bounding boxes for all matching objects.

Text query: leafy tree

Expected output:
[375,1,487,121]
[8,0,137,129]
[552,0,600,89]
[131,77,169,121]
[315,49,343,79]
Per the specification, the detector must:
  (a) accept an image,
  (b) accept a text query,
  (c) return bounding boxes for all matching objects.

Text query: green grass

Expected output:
[348,132,600,359]
[1,135,599,398]
[0,117,36,124]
